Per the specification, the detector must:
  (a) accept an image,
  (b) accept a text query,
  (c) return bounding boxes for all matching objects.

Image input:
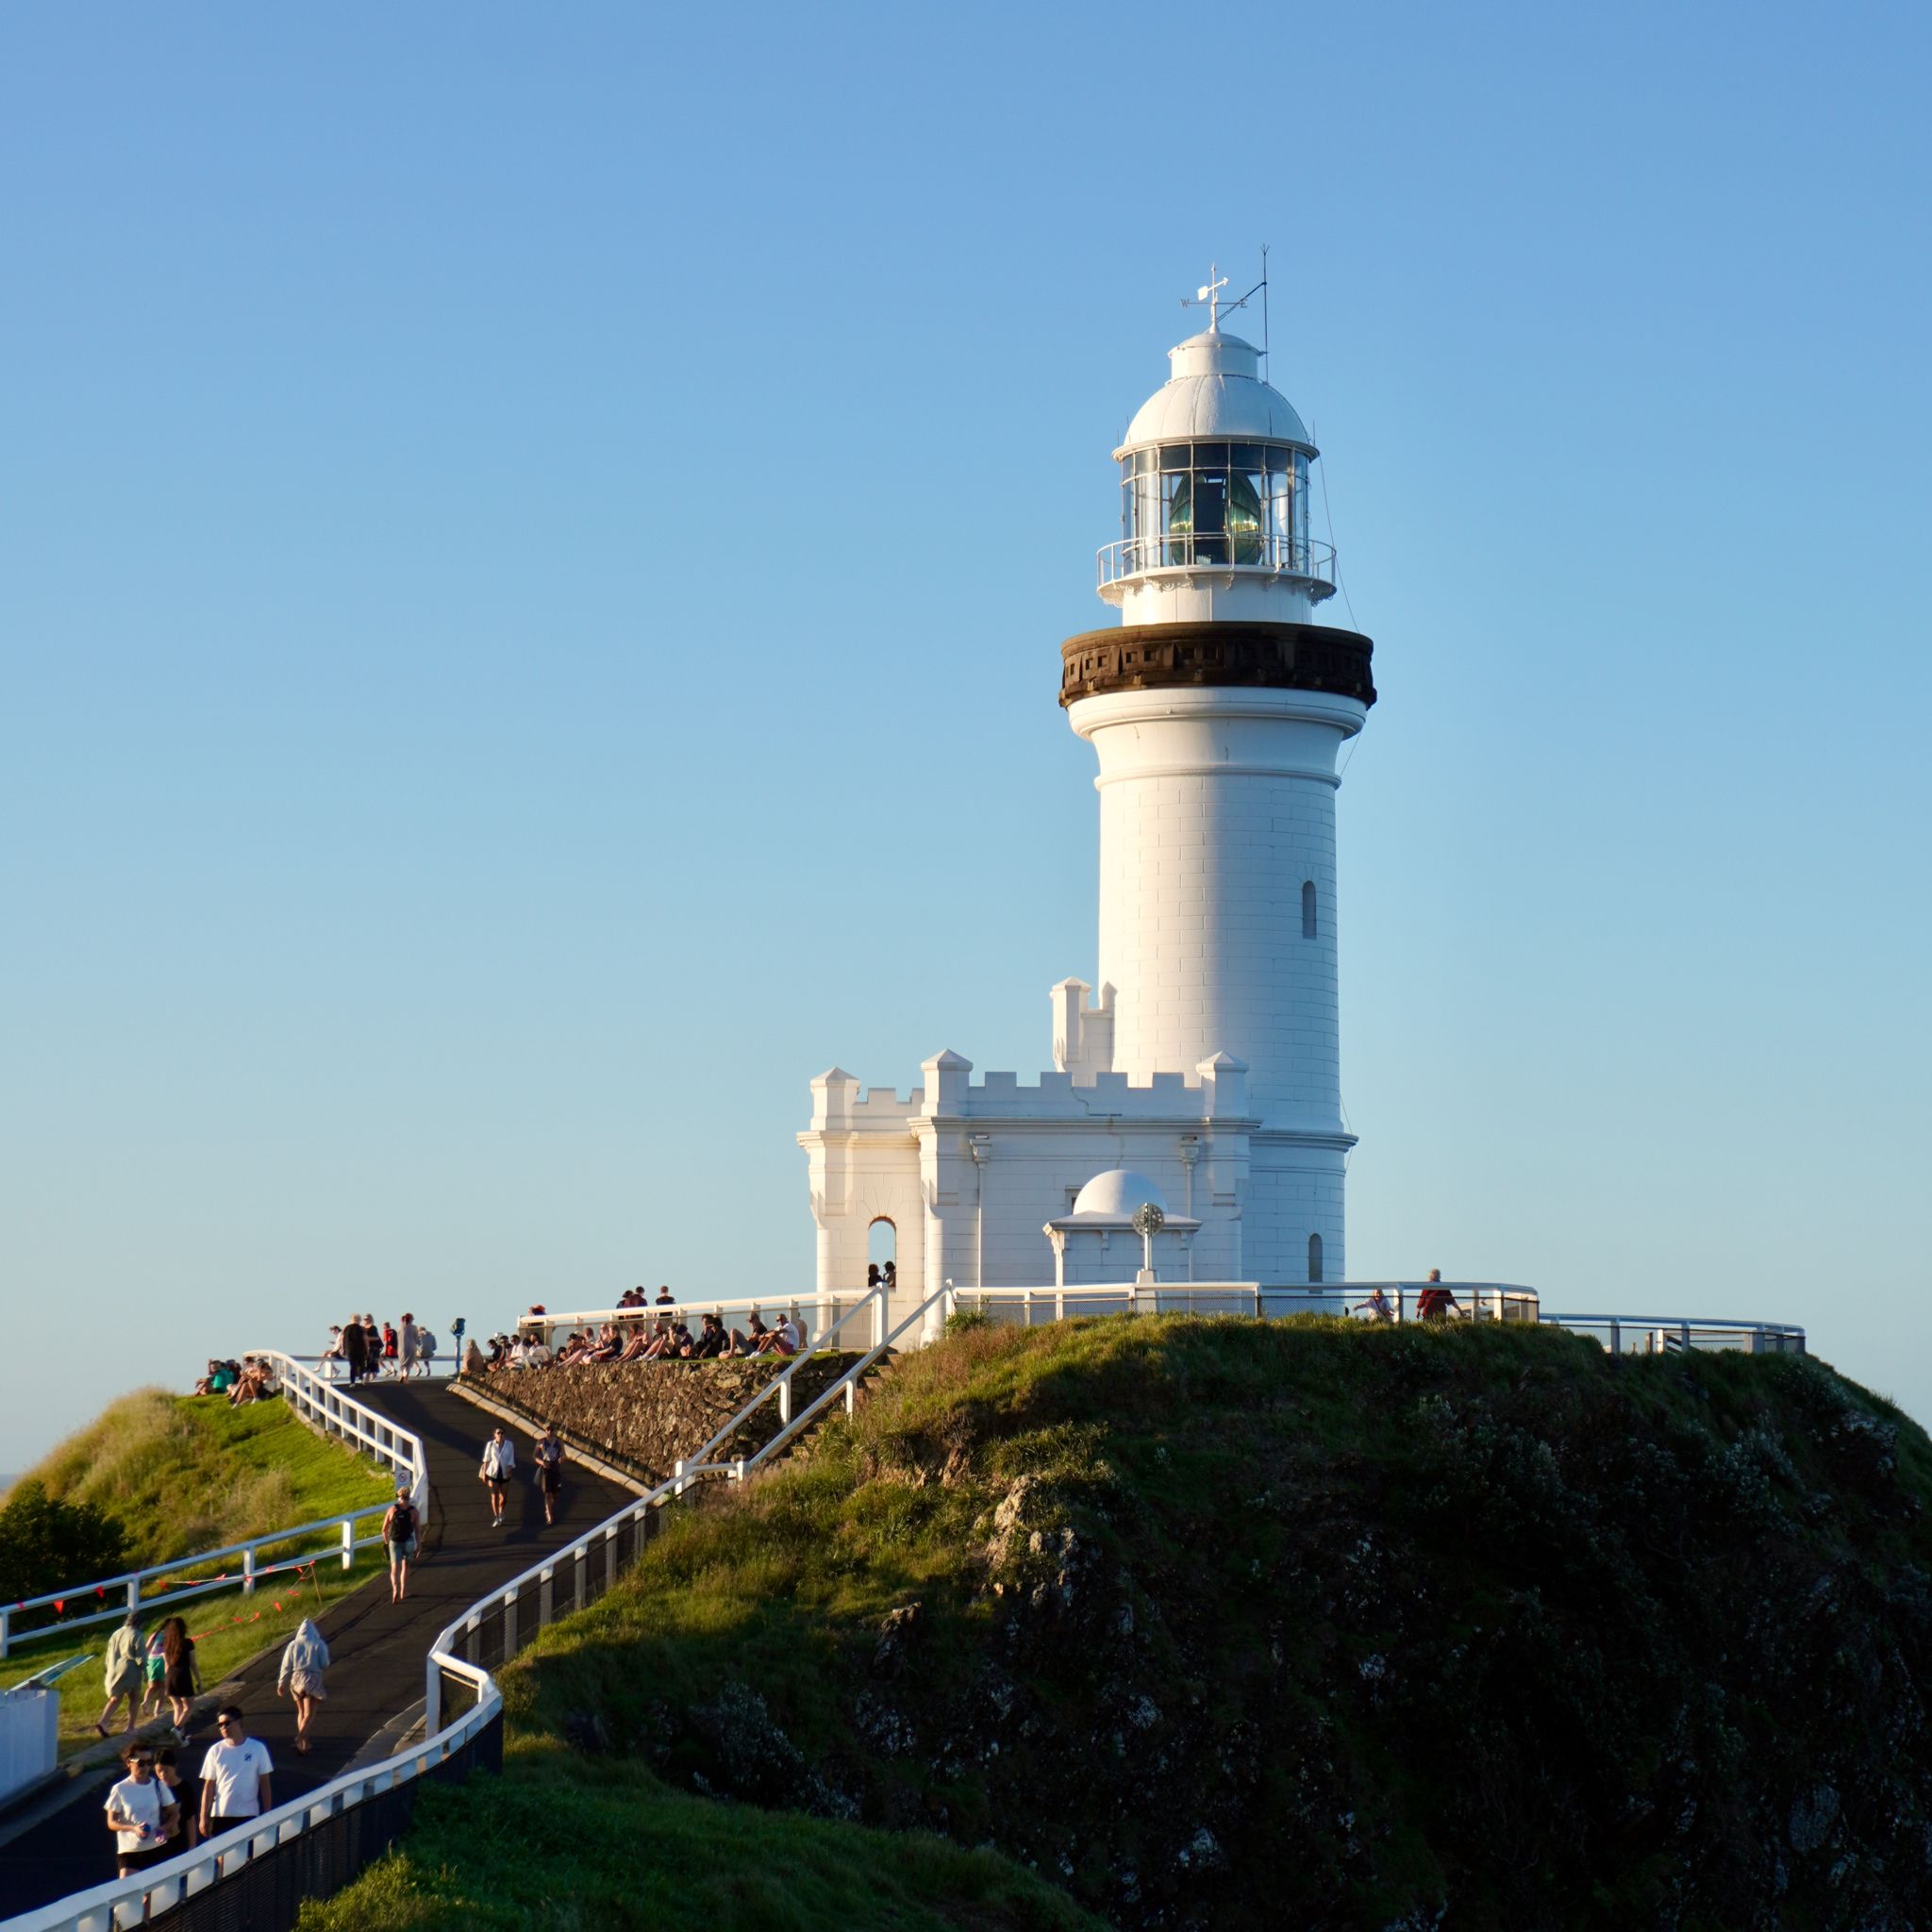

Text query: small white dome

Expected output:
[1070,1169,1169,1220]
[1119,328,1313,454]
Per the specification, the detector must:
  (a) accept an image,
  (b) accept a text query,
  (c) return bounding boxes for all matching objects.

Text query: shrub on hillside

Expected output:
[0,1479,131,1606]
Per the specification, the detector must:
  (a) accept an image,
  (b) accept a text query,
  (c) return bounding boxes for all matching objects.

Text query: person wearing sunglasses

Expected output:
[197,1707,274,1840]
[104,1743,178,1876]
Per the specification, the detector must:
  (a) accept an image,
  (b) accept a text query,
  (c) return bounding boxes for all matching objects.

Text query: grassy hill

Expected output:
[307,1316,1932,1930]
[0,1390,397,1755]
[13,1388,393,1567]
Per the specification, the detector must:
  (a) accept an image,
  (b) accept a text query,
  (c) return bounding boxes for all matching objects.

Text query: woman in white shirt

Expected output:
[104,1744,177,1876]
[479,1427,517,1526]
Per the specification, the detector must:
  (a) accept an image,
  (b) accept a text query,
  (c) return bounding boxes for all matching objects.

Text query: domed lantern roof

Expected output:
[1117,327,1315,457]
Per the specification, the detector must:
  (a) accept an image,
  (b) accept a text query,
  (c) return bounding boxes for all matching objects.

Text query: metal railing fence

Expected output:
[951,1280,1541,1325]
[512,1292,875,1355]
[1097,532,1337,585]
[1,1357,425,1662]
[1541,1312,1807,1357]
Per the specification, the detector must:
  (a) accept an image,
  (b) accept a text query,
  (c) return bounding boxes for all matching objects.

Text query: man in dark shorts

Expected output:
[533,1425,565,1526]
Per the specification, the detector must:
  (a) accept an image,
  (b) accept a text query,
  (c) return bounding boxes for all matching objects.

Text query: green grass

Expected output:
[10,1388,394,1566]
[296,1736,1098,1932]
[282,1319,1932,1929]
[0,1552,389,1757]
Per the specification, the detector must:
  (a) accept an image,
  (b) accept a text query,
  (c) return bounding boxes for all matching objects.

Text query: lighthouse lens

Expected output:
[1137,441,1302,570]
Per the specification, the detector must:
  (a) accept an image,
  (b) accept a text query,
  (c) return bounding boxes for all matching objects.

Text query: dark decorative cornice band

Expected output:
[1059,621,1376,709]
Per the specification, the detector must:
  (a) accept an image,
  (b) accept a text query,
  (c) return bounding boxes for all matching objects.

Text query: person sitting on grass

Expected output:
[228,1357,276,1406]
[728,1314,771,1357]
[767,1312,802,1357]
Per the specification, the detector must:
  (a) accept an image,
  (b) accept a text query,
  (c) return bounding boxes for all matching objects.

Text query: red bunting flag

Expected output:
[53,1600,64,1615]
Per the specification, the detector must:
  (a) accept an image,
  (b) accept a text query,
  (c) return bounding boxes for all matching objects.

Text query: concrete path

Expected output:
[0,1377,633,1920]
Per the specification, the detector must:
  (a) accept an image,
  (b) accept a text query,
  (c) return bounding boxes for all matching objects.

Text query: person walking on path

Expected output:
[138,1623,168,1723]
[199,1707,273,1840]
[94,1611,145,1739]
[382,1482,421,1602]
[275,1617,330,1756]
[342,1313,369,1387]
[159,1615,201,1729]
[103,1742,177,1877]
[533,1425,565,1526]
[479,1426,516,1527]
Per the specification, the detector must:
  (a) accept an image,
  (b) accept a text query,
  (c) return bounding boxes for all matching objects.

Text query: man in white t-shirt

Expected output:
[104,1743,178,1876]
[198,1707,274,1837]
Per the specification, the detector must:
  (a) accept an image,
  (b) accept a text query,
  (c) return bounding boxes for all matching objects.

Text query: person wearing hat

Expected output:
[382,1481,421,1603]
[104,1740,178,1875]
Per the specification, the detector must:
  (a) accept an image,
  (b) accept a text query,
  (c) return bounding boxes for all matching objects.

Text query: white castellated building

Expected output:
[799,289,1377,1319]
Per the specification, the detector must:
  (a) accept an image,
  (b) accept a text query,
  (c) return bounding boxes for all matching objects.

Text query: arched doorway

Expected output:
[867,1216,897,1292]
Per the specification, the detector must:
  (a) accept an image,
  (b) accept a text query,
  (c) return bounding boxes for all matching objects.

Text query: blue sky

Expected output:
[3,2,1928,1469]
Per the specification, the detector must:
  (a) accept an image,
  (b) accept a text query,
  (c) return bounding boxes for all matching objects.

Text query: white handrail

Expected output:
[256,1349,430,1522]
[513,1292,866,1347]
[0,1362,426,1663]
[5,1658,503,1932]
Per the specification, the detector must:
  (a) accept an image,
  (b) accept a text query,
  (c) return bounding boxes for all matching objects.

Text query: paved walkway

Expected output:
[0,1378,633,1920]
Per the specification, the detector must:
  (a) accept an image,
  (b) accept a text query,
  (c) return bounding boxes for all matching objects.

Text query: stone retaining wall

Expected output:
[459,1355,864,1486]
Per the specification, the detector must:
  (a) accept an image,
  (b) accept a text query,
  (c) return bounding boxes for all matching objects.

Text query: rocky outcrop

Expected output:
[506,1317,1932,1932]
[461,1356,864,1486]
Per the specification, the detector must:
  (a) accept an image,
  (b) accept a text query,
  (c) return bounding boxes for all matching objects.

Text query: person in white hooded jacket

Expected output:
[275,1618,330,1756]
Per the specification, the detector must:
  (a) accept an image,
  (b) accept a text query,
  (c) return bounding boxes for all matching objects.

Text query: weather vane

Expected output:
[1182,263,1243,332]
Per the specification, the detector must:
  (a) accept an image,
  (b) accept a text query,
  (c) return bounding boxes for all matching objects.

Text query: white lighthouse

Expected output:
[801,284,1375,1310]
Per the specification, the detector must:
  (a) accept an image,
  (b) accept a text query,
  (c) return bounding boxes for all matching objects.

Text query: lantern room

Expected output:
[1100,324,1338,626]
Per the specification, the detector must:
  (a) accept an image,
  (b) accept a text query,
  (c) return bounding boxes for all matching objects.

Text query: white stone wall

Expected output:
[1070,685,1365,1138]
[800,1052,1344,1329]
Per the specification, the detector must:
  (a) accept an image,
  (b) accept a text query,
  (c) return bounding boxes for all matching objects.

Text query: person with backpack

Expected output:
[383,1483,421,1601]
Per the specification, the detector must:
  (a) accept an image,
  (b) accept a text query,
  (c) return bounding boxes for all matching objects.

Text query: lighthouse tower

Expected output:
[800,288,1376,1309]
[1055,289,1376,1283]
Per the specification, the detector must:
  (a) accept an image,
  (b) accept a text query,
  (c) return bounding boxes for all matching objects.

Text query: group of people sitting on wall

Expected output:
[476,1304,804,1373]
[1351,1271,1462,1324]
[191,1356,278,1405]
[865,1260,897,1291]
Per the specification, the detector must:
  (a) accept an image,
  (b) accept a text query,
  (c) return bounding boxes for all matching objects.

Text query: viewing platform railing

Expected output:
[512,1291,880,1357]
[951,1280,1541,1324]
[948,1279,1804,1357]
